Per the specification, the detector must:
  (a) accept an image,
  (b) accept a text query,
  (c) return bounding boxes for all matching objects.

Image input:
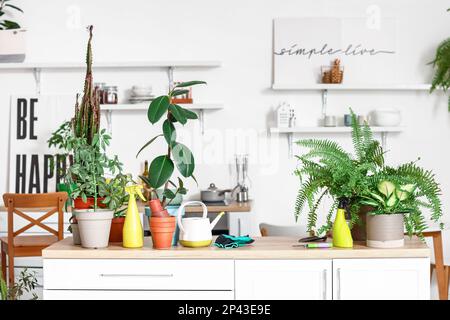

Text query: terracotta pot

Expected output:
[73,197,106,210]
[366,213,405,248]
[150,216,176,249]
[109,217,125,243]
[148,199,169,217]
[351,205,373,241]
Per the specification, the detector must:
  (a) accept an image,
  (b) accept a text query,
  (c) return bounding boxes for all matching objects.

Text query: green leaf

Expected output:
[149,155,174,188]
[171,89,189,97]
[162,189,176,199]
[174,80,207,88]
[168,104,187,125]
[182,108,198,120]
[5,4,23,12]
[139,175,152,187]
[147,96,169,124]
[163,120,176,147]
[378,180,396,197]
[136,134,163,158]
[191,174,198,186]
[178,187,187,195]
[177,177,184,189]
[386,193,398,207]
[172,143,195,177]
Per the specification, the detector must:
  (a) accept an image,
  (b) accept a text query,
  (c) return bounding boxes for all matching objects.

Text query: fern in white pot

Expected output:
[0,0,26,62]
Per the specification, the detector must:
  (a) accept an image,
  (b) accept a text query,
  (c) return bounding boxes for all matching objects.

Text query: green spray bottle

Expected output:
[332,198,353,248]
[123,184,146,248]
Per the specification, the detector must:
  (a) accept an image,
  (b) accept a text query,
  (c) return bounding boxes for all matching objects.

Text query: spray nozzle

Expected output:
[125,184,146,201]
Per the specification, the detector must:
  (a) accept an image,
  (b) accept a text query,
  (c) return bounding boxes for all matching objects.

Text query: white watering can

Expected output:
[177,201,224,247]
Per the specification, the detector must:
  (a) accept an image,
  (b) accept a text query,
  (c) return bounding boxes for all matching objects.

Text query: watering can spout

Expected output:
[210,211,225,230]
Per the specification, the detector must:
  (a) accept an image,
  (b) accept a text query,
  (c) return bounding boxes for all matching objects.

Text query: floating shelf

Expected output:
[272,83,432,91]
[102,103,224,134]
[0,60,222,69]
[270,126,404,157]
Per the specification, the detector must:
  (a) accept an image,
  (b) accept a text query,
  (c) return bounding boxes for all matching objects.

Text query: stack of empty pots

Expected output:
[149,199,176,249]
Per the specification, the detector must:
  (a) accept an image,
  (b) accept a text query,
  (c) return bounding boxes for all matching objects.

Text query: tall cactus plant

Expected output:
[73,25,100,145]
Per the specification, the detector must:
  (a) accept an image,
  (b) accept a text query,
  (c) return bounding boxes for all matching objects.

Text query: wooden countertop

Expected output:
[42,236,429,260]
[0,200,252,213]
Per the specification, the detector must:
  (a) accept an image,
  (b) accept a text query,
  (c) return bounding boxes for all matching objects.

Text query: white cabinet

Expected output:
[235,260,332,300]
[44,290,233,300]
[333,258,430,300]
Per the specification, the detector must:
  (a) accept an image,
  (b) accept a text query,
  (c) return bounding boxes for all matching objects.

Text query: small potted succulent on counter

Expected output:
[100,173,134,243]
[137,81,205,249]
[361,164,443,248]
[0,0,26,62]
[64,26,122,248]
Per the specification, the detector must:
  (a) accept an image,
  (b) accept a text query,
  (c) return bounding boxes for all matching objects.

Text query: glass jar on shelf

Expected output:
[104,85,118,104]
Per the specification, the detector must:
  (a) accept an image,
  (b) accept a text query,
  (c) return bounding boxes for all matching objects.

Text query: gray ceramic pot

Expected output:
[366,213,404,248]
[71,223,81,245]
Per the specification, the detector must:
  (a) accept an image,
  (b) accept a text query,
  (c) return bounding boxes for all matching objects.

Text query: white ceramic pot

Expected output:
[370,108,401,126]
[0,29,26,62]
[71,223,81,245]
[75,209,114,248]
[366,213,405,248]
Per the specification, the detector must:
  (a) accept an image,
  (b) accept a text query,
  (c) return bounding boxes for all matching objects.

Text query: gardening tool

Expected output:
[177,201,224,247]
[123,184,146,248]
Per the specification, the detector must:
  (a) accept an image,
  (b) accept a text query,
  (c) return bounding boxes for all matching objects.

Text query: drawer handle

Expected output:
[99,273,174,278]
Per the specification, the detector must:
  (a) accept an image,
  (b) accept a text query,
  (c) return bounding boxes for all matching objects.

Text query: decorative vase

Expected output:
[0,29,26,63]
[71,223,81,245]
[109,217,125,243]
[75,209,114,248]
[366,213,405,248]
[150,216,176,249]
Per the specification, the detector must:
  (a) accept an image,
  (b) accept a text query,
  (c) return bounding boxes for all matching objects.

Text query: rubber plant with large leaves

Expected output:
[137,81,205,208]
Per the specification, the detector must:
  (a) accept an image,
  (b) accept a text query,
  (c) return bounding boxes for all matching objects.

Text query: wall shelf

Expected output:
[102,103,224,134]
[270,126,404,157]
[272,83,432,91]
[0,60,221,94]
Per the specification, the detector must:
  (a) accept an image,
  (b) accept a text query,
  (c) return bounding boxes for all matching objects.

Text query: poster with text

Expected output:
[8,95,74,194]
[273,17,397,85]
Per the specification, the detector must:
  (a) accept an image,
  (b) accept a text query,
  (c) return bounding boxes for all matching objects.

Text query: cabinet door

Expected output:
[44,290,234,300]
[235,260,332,300]
[333,258,430,300]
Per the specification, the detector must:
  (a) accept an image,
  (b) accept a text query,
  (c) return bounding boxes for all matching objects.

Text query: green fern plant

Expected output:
[429,8,450,111]
[294,110,385,235]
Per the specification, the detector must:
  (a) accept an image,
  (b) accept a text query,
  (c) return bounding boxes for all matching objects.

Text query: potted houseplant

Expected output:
[294,110,385,237]
[100,173,133,243]
[360,165,443,248]
[1,268,38,300]
[137,81,205,249]
[0,0,26,62]
[64,26,122,248]
[429,8,450,111]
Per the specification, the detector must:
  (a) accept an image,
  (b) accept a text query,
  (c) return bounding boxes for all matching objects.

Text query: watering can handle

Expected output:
[176,201,208,233]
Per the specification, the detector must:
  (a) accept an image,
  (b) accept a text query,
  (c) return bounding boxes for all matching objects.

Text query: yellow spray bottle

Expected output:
[123,184,146,248]
[332,198,353,248]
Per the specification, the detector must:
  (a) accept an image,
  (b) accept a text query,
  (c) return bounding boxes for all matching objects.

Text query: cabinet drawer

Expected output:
[44,290,234,300]
[44,259,234,290]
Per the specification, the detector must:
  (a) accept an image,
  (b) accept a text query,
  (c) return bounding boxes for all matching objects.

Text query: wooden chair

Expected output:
[425,230,449,300]
[260,223,308,238]
[1,192,67,286]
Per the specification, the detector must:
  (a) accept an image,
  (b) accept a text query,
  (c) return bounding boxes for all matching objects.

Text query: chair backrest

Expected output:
[259,223,308,237]
[2,192,68,242]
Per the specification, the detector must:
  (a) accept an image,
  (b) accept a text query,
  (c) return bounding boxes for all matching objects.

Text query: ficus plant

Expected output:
[137,81,206,207]
[0,0,22,30]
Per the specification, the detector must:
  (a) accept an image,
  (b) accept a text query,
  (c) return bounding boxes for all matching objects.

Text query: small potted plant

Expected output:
[100,173,133,243]
[360,166,443,248]
[0,0,26,62]
[1,268,38,300]
[137,81,205,249]
[64,26,122,248]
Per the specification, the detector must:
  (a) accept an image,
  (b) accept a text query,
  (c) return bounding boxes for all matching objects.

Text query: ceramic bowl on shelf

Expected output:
[131,85,153,97]
[370,108,401,126]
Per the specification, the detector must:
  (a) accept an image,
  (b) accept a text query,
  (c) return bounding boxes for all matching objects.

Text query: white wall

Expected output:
[1,0,450,258]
